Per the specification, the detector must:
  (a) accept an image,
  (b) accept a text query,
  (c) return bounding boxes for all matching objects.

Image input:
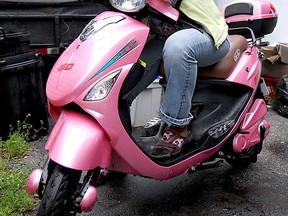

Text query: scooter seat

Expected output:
[198,34,248,79]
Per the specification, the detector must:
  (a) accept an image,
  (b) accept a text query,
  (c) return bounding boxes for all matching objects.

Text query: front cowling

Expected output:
[46,11,149,107]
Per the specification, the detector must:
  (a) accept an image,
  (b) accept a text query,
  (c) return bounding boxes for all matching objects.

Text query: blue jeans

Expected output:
[159,28,230,126]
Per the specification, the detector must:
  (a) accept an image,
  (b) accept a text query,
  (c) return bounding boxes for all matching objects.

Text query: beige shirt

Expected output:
[179,0,228,48]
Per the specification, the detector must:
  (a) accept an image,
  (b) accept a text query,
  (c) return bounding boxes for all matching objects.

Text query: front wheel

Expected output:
[37,165,81,216]
[225,143,262,169]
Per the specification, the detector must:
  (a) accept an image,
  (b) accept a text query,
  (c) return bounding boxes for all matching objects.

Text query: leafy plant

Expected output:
[0,114,45,215]
[9,113,45,141]
[1,114,45,159]
[2,133,28,159]
[0,168,35,216]
[0,157,6,171]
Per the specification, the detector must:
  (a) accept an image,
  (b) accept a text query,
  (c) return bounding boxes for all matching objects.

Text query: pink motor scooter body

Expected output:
[46,11,149,107]
[26,0,277,214]
[44,9,271,180]
[45,10,216,179]
[45,12,151,172]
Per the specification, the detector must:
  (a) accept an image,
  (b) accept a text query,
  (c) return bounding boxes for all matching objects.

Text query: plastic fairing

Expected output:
[45,109,112,170]
[147,0,179,21]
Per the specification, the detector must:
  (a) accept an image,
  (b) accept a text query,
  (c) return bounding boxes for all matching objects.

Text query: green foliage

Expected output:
[0,114,45,216]
[1,133,28,159]
[1,114,45,159]
[9,113,45,142]
[0,168,35,216]
[0,157,6,171]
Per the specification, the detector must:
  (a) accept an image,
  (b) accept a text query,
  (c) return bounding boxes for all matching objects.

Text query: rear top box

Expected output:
[221,0,278,38]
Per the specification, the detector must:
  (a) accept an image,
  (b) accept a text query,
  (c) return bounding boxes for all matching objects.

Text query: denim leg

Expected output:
[159,28,230,127]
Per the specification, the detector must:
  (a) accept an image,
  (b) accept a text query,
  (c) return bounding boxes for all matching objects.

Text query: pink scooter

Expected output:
[26,0,277,215]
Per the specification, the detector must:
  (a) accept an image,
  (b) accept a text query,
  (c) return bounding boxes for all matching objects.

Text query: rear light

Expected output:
[269,3,276,14]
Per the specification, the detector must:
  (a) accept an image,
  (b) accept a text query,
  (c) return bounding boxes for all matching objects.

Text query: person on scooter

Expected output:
[150,0,230,158]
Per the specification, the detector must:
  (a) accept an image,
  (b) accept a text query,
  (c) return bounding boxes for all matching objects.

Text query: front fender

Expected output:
[45,109,112,170]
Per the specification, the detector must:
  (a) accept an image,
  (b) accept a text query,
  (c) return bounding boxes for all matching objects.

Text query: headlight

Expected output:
[84,72,120,101]
[109,0,146,13]
[80,15,125,42]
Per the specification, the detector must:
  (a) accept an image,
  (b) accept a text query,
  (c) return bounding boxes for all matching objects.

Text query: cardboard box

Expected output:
[261,43,288,78]
[130,80,163,127]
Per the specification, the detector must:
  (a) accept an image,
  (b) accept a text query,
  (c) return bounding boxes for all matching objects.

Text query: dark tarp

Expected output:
[0,0,78,3]
[0,0,109,47]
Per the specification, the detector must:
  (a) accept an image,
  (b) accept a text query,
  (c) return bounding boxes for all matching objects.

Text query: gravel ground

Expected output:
[25,108,288,215]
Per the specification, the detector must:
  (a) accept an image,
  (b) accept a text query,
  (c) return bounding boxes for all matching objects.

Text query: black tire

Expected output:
[37,165,81,216]
[226,143,262,169]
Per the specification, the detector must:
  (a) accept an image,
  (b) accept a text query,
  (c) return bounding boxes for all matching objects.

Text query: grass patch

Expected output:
[0,167,35,216]
[1,133,27,159]
[0,115,45,216]
[1,114,44,159]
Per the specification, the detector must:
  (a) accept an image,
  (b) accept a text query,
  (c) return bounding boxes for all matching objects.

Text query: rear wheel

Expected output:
[37,165,81,216]
[225,143,262,168]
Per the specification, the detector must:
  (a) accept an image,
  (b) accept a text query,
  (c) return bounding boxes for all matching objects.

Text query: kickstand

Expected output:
[189,159,224,174]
